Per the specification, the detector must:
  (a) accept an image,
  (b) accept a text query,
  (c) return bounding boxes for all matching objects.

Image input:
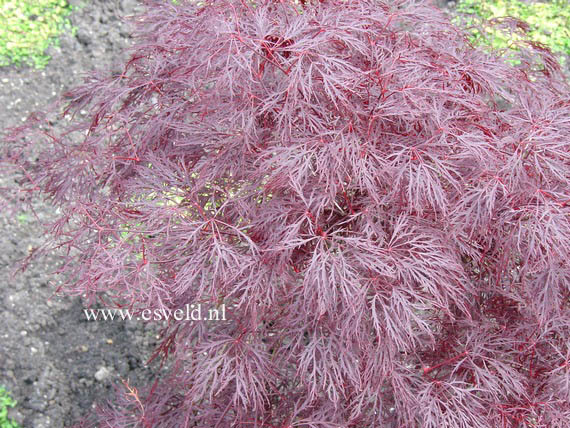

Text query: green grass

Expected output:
[0,387,20,428]
[0,0,74,68]
[16,212,30,225]
[454,0,570,66]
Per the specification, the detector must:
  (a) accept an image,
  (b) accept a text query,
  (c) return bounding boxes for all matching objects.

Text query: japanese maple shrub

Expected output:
[3,0,570,426]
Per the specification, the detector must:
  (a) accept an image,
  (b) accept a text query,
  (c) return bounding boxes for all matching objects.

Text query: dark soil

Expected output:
[0,1,163,427]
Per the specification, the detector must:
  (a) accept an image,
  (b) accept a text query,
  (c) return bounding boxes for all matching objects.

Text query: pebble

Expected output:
[27,398,47,412]
[94,366,111,381]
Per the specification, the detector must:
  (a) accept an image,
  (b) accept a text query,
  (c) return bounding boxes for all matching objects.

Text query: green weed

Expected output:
[0,0,74,68]
[455,0,569,66]
[0,387,20,428]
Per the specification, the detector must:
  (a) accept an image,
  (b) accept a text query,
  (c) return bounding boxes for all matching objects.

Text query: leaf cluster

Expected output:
[2,0,570,426]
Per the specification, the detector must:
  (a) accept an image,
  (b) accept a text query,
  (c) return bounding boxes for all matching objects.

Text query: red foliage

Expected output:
[3,0,570,426]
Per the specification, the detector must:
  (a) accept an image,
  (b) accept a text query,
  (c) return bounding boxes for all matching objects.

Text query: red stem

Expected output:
[423,350,469,376]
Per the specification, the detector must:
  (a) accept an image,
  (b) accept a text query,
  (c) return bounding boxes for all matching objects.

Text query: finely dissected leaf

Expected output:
[2,0,570,427]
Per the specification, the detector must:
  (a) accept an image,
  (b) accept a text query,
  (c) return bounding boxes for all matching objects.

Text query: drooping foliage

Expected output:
[3,0,570,426]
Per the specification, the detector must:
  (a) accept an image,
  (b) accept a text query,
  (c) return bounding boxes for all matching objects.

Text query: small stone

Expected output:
[28,398,47,411]
[106,338,113,344]
[31,415,51,428]
[94,366,111,382]
[80,345,89,352]
[46,388,56,400]
[76,29,92,46]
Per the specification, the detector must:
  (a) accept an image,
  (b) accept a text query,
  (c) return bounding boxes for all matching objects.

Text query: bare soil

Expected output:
[0,2,162,426]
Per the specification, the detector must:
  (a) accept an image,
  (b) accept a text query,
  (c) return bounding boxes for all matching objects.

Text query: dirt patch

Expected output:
[0,1,163,426]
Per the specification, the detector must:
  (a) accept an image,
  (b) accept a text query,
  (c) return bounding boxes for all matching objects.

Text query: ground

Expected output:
[0,1,163,426]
